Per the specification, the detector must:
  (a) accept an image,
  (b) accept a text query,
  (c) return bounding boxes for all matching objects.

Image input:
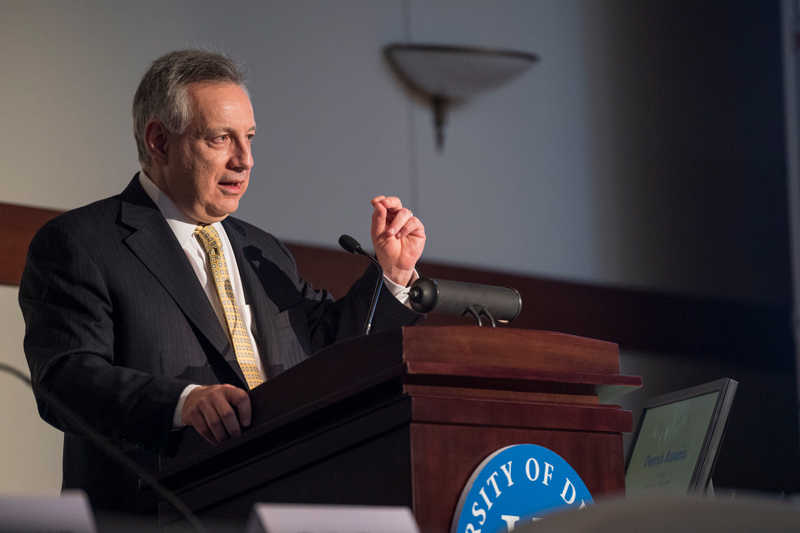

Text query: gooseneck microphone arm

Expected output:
[0,362,207,533]
[338,235,384,335]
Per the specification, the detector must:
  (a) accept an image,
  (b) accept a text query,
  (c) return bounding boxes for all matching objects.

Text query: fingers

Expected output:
[182,385,252,446]
[396,214,425,239]
[371,196,416,239]
[369,195,426,286]
[391,209,420,238]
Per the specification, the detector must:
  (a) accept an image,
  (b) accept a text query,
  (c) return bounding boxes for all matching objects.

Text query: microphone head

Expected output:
[338,234,362,255]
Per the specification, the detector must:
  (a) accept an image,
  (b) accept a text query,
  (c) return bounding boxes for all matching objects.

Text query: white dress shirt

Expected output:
[137,171,415,428]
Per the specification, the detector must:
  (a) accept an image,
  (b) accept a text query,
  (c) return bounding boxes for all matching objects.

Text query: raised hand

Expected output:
[370,196,426,287]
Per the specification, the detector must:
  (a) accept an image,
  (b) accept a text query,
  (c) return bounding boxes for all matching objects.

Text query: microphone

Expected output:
[408,277,522,326]
[338,235,384,335]
[338,234,374,259]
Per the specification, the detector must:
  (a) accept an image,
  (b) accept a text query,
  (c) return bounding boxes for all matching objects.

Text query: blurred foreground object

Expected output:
[520,496,800,533]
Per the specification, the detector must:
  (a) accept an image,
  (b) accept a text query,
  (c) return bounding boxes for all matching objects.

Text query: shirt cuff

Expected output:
[383,270,419,307]
[173,384,202,430]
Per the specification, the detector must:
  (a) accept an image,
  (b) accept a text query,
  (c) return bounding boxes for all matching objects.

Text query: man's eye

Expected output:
[215,135,228,142]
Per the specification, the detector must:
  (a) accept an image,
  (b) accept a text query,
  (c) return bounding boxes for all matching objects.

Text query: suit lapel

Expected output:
[117,177,231,358]
[224,217,309,379]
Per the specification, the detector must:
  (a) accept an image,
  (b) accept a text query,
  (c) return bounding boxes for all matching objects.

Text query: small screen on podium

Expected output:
[624,378,737,498]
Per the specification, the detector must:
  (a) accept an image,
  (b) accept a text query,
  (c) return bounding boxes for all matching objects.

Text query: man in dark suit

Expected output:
[19,50,425,513]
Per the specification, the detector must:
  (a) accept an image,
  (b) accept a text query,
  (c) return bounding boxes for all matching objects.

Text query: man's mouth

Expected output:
[218,180,244,193]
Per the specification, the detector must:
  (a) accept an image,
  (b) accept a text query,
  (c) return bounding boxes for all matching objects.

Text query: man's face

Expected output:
[160,82,256,223]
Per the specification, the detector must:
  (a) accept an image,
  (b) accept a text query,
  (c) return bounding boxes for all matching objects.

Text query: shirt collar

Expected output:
[138,169,208,247]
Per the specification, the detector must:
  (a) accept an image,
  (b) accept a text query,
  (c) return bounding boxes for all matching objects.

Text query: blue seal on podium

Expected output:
[450,444,593,533]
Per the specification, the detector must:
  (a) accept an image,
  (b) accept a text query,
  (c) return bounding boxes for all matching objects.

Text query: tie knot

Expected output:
[194,224,221,253]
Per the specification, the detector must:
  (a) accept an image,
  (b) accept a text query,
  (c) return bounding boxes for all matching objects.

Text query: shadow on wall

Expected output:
[582,0,790,305]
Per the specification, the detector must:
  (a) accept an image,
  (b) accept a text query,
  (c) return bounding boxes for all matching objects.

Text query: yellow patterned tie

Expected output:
[194,224,264,390]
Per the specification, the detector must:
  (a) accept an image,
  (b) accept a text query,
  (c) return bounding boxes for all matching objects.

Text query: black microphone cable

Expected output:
[0,361,207,533]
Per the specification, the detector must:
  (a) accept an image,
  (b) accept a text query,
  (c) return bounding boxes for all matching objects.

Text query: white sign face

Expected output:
[0,490,96,533]
[246,503,420,533]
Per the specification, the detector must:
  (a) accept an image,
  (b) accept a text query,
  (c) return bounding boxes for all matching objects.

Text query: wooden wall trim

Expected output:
[287,243,794,371]
[2,202,793,369]
[1,202,63,286]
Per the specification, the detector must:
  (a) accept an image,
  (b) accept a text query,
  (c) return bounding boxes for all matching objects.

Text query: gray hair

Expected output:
[132,49,248,171]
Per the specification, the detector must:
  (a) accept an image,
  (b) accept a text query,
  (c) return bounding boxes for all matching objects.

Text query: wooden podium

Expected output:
[155,326,641,531]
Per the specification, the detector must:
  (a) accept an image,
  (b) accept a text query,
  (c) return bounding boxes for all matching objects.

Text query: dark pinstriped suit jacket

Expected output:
[19,175,421,513]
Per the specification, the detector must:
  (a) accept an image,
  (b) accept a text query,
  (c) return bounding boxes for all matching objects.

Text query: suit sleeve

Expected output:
[19,221,188,453]
[269,236,424,355]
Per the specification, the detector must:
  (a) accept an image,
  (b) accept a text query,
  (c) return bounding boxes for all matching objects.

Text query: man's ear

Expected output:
[145,119,170,166]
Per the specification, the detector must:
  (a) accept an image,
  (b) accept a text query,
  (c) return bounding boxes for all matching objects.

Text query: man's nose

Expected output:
[229,140,253,171]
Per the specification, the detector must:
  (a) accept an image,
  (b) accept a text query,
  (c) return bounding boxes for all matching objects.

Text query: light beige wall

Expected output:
[1,0,785,302]
[0,0,599,284]
[0,286,62,495]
